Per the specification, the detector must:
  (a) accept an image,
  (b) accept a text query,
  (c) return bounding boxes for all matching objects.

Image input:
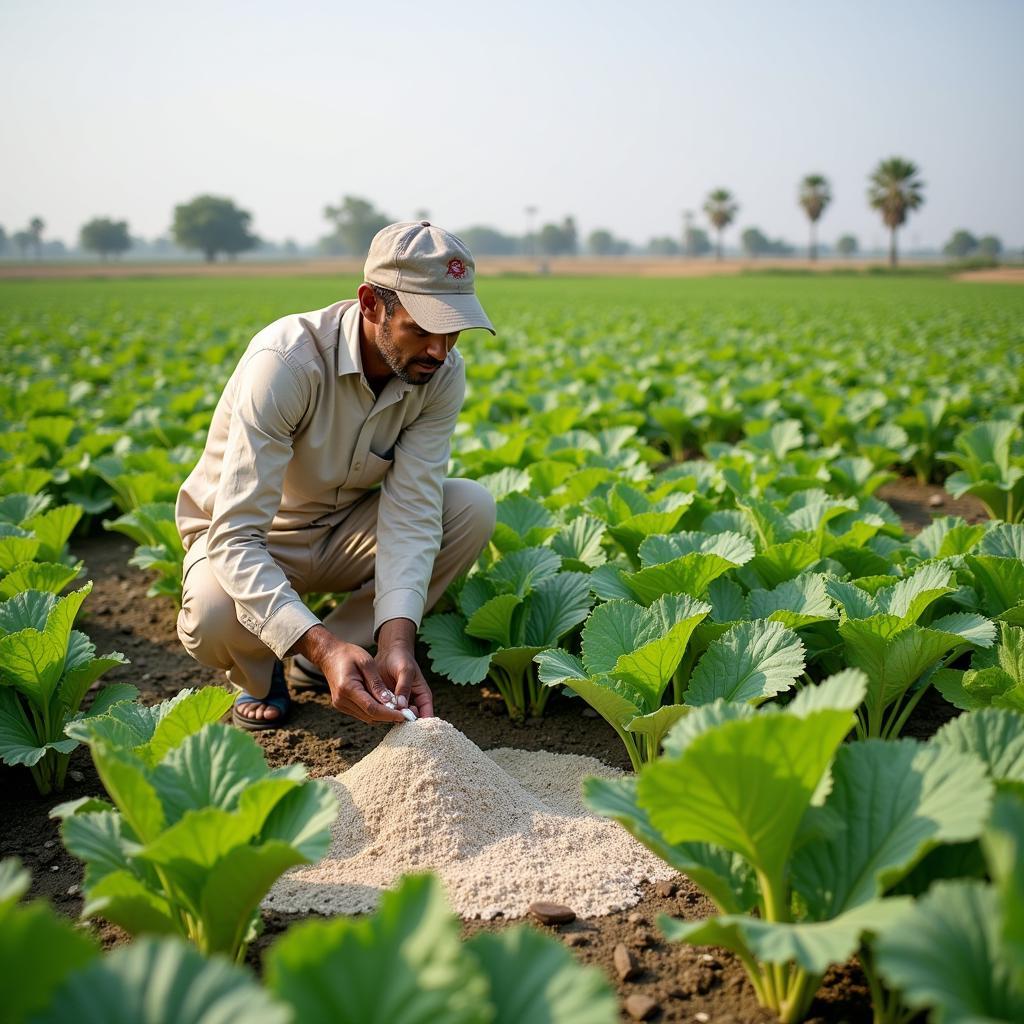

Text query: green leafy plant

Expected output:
[0,584,131,794]
[0,858,99,1024]
[421,547,593,721]
[934,622,1024,712]
[536,595,805,768]
[585,671,995,1024]
[265,873,617,1024]
[940,420,1024,523]
[54,688,338,961]
[104,501,186,604]
[825,563,996,737]
[871,794,1024,1024]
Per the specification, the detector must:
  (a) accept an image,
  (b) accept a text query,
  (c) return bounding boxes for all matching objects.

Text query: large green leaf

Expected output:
[661,898,910,975]
[966,555,1024,618]
[151,724,268,822]
[80,869,177,937]
[465,594,521,648]
[550,514,607,570]
[791,740,993,919]
[199,841,307,957]
[581,594,709,708]
[257,778,338,861]
[265,874,490,1024]
[35,936,287,1024]
[583,775,756,913]
[22,504,82,562]
[747,573,838,630]
[467,926,617,1024]
[420,614,493,684]
[743,539,820,589]
[873,880,1024,1024]
[684,619,805,706]
[875,563,954,623]
[653,709,840,882]
[932,709,1024,789]
[491,494,558,553]
[523,571,593,646]
[91,745,166,843]
[0,561,80,601]
[0,859,99,1024]
[141,687,235,766]
[58,809,137,888]
[489,547,561,598]
[639,677,862,881]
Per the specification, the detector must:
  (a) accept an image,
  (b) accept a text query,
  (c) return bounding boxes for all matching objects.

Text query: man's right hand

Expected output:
[289,625,407,725]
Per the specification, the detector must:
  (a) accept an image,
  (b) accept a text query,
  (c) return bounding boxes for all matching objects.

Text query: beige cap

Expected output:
[364,221,496,335]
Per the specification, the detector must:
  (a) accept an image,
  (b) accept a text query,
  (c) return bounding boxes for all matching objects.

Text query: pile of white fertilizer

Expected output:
[265,717,673,919]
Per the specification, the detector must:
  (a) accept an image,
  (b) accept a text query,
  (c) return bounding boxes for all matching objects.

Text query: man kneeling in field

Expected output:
[174,222,496,730]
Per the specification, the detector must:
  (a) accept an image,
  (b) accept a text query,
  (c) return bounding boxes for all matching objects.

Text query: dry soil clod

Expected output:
[614,942,640,981]
[624,993,659,1020]
[529,901,576,926]
[654,879,677,898]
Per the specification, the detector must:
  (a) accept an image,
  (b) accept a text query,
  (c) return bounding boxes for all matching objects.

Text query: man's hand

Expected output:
[290,625,406,725]
[376,618,435,718]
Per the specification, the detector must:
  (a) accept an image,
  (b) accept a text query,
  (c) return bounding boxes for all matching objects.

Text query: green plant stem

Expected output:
[781,967,819,1024]
[527,670,551,718]
[672,647,697,704]
[610,722,643,773]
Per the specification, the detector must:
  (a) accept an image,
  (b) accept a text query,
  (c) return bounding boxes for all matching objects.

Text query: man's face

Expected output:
[375,305,460,386]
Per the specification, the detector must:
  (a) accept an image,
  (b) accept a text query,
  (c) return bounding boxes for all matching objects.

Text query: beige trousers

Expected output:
[176,478,495,697]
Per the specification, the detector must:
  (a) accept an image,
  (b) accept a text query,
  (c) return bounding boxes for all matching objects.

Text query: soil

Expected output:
[0,477,986,1023]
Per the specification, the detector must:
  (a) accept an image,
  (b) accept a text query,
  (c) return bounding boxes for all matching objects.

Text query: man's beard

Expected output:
[374,317,442,386]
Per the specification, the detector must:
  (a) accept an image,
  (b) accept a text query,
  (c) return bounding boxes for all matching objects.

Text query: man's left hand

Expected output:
[376,618,435,718]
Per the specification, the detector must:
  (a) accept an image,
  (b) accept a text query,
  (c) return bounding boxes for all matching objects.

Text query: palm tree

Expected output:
[28,216,45,260]
[798,175,831,261]
[867,158,925,268]
[703,189,738,261]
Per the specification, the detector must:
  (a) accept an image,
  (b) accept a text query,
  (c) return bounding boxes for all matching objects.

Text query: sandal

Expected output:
[231,660,291,731]
[285,655,330,693]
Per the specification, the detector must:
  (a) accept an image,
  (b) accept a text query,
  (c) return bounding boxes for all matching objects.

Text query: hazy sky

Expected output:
[3,0,1022,251]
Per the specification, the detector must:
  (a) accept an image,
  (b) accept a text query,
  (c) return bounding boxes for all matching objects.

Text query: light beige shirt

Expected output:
[175,299,466,659]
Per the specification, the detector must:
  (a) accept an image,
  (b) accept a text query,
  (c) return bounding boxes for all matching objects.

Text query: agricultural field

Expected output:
[2,273,1024,1023]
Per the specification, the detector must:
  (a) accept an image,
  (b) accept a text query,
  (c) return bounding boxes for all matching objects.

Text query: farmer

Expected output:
[174,222,496,730]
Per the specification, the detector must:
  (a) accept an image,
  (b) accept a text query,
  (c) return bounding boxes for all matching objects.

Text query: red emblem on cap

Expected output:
[446,258,467,279]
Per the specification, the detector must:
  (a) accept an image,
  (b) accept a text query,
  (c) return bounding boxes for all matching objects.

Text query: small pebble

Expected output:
[43,840,55,849]
[528,901,576,926]
[67,884,80,896]
[627,911,644,924]
[928,493,944,507]
[50,865,60,872]
[654,879,677,898]
[694,1014,710,1023]
[614,942,640,981]
[624,994,659,1021]
[68,770,84,783]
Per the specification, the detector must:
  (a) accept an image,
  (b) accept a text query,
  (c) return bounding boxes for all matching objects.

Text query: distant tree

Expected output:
[867,157,925,268]
[80,217,132,260]
[943,229,979,260]
[587,229,615,256]
[740,227,769,258]
[0,225,6,255]
[977,235,1002,260]
[684,225,712,258]
[13,230,32,259]
[798,174,832,260]
[836,234,859,257]
[703,189,739,260]
[648,236,681,256]
[323,195,390,255]
[172,195,258,262]
[458,225,521,256]
[28,216,45,259]
[538,217,578,257]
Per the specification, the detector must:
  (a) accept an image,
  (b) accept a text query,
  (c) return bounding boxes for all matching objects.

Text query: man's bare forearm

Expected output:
[288,623,336,663]
[377,617,417,652]
[288,618,418,667]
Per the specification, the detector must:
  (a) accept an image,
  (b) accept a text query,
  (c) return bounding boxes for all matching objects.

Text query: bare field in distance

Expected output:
[3,255,1017,281]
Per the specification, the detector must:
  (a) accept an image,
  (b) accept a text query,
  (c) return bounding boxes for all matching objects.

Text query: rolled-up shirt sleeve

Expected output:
[206,348,321,658]
[373,359,466,635]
